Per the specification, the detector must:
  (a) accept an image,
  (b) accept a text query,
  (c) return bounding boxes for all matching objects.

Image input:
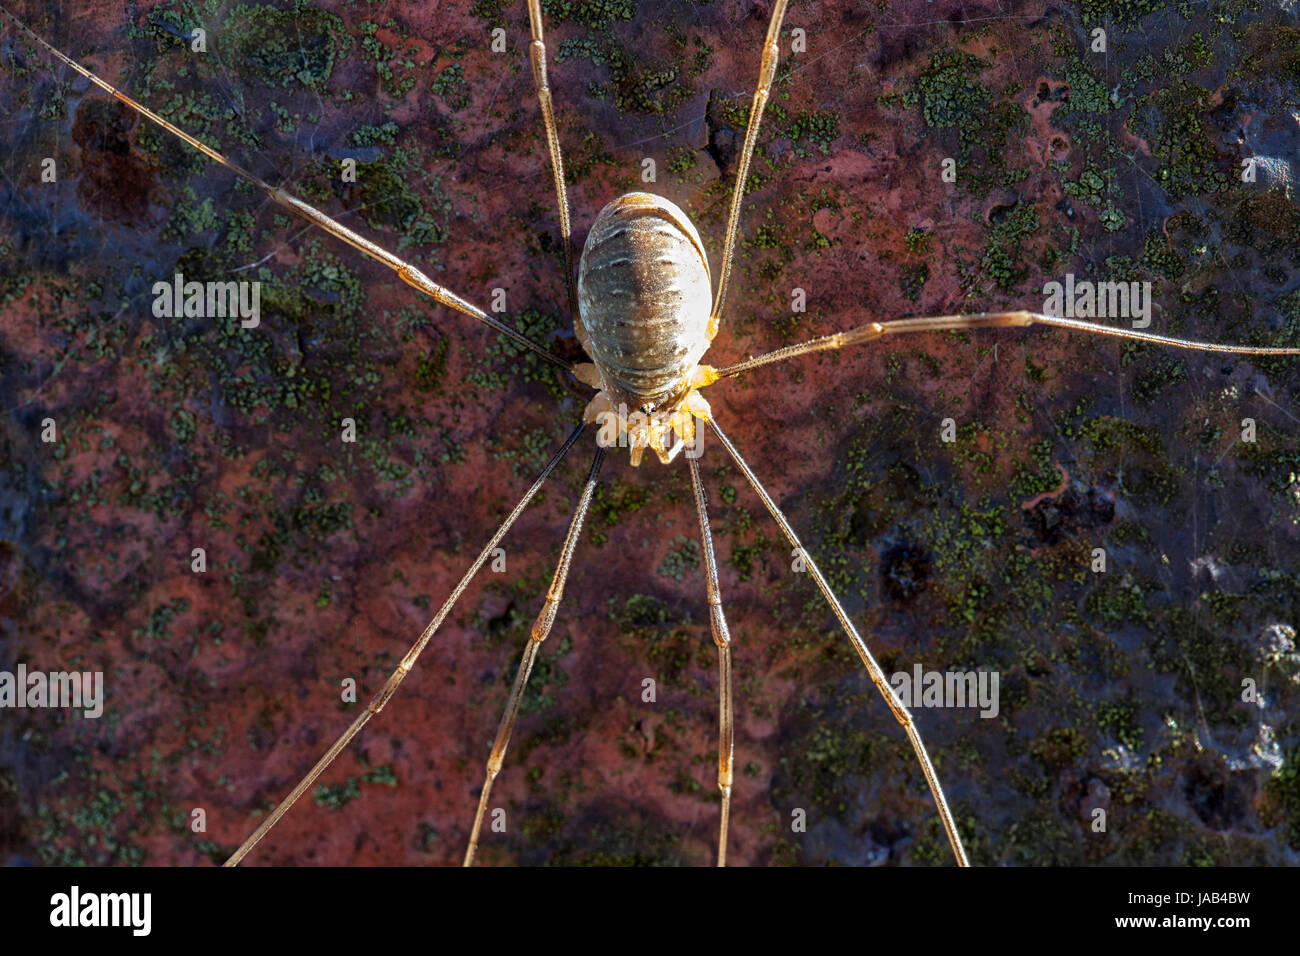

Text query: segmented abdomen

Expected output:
[577,193,713,403]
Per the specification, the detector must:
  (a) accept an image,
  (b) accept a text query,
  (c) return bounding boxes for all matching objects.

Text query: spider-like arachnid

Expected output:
[4,0,1300,867]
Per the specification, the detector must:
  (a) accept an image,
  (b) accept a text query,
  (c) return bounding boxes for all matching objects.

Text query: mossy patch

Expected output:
[218,1,353,89]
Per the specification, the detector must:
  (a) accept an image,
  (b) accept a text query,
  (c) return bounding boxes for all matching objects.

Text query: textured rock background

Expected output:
[1,0,1299,866]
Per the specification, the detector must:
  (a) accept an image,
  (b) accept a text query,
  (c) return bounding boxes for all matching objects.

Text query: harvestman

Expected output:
[6,0,1297,867]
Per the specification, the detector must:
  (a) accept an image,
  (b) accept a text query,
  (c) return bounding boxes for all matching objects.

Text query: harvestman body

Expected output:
[575,192,717,466]
[6,0,1297,867]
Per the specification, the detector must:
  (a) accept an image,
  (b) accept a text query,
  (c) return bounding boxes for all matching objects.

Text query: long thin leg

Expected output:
[711,310,1300,379]
[526,0,579,325]
[463,446,605,866]
[223,423,587,866]
[689,456,735,867]
[710,0,790,331]
[0,6,570,373]
[709,421,970,867]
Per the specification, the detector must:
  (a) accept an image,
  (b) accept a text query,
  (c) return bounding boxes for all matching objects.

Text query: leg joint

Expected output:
[529,40,549,89]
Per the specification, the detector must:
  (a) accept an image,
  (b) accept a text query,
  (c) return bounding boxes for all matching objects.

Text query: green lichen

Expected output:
[980,201,1040,291]
[520,805,686,865]
[1009,440,1059,499]
[1139,230,1185,280]
[543,0,636,28]
[656,536,701,581]
[1078,417,1182,508]
[1079,0,1168,26]
[1064,63,1111,115]
[556,36,700,114]
[1031,727,1089,773]
[1062,164,1125,232]
[1141,81,1229,199]
[313,777,361,810]
[590,478,651,544]
[350,122,400,147]
[916,49,989,140]
[161,187,218,242]
[783,108,841,157]
[355,156,449,246]
[469,308,567,398]
[359,20,418,99]
[1239,24,1300,86]
[430,63,469,112]
[1162,33,1214,76]
[1264,745,1300,849]
[219,1,352,89]
[413,336,449,393]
